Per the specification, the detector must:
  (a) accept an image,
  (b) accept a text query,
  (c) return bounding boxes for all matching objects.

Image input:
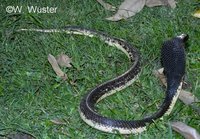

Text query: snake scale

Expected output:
[18,26,188,134]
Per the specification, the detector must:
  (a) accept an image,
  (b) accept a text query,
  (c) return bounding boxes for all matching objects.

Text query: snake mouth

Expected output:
[177,34,189,43]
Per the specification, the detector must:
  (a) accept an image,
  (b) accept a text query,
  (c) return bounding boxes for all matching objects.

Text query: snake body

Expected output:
[18,27,188,134]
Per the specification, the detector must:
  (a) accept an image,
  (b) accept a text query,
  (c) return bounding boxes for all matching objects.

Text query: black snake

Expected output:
[18,26,188,134]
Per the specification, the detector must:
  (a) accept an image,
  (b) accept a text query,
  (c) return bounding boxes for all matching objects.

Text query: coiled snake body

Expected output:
[18,27,188,134]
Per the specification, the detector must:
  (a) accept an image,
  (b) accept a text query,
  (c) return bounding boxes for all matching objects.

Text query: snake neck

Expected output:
[143,79,182,124]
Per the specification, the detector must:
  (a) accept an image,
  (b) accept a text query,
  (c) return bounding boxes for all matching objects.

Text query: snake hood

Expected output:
[143,34,188,122]
[157,34,188,117]
[161,34,188,86]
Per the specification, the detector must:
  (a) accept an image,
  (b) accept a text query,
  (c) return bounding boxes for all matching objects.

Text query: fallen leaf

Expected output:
[179,90,199,105]
[97,0,116,11]
[154,68,167,86]
[48,54,67,80]
[103,0,177,21]
[7,131,35,139]
[106,0,146,21]
[146,0,168,7]
[50,119,67,125]
[56,53,72,68]
[193,9,200,18]
[171,121,200,139]
[167,0,177,8]
[146,0,177,8]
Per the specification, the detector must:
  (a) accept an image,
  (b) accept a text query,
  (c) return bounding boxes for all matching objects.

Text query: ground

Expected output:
[0,0,199,138]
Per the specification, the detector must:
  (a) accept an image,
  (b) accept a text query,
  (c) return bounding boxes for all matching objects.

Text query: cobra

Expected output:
[18,27,188,134]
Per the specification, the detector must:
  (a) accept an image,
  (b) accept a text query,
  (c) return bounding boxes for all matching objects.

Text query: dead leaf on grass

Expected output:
[50,119,67,125]
[106,0,146,21]
[100,0,177,21]
[146,0,177,8]
[179,90,199,105]
[97,0,116,11]
[171,121,200,139]
[154,68,167,86]
[193,9,200,18]
[7,131,35,139]
[56,53,72,68]
[48,54,67,80]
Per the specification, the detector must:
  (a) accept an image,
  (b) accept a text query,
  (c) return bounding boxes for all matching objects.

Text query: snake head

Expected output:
[176,34,189,43]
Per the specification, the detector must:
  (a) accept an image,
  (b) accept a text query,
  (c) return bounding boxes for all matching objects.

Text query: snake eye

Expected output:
[177,34,189,43]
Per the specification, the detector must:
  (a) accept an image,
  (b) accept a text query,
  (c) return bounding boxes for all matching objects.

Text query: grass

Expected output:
[0,0,200,138]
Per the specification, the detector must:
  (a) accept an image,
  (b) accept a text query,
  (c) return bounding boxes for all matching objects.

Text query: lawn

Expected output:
[0,0,199,138]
